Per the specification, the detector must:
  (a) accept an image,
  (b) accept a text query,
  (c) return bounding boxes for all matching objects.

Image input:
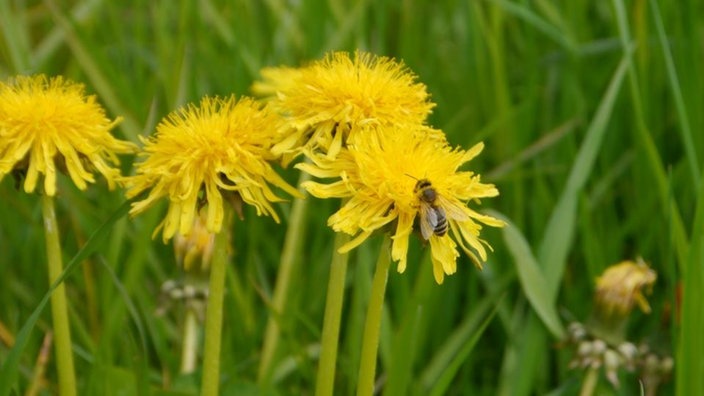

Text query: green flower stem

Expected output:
[315,231,351,396]
[579,367,599,396]
[258,171,311,382]
[200,209,231,396]
[42,193,77,396]
[587,311,627,346]
[180,308,199,374]
[356,235,392,396]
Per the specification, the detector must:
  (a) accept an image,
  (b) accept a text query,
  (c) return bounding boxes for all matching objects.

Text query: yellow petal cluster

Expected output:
[173,209,216,272]
[252,51,439,160]
[125,96,299,241]
[0,75,135,195]
[297,126,504,284]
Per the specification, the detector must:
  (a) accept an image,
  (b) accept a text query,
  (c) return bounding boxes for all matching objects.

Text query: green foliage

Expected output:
[1,0,700,394]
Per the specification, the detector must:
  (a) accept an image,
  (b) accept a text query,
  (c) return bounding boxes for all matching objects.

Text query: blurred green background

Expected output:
[1,0,702,395]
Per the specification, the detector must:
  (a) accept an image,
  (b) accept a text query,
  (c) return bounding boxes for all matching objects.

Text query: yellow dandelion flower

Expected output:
[297,126,504,284]
[595,259,657,316]
[252,50,439,160]
[0,74,135,196]
[125,95,300,242]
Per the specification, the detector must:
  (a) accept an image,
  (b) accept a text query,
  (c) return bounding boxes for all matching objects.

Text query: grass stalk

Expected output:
[41,193,77,396]
[258,171,311,382]
[647,0,700,186]
[26,332,53,396]
[676,173,704,396]
[611,0,689,271]
[356,235,391,396]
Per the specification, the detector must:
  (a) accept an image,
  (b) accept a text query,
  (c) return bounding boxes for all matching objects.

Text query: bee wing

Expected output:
[436,195,470,222]
[419,202,437,240]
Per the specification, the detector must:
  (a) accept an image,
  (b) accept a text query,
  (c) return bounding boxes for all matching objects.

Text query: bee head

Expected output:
[414,178,432,191]
[420,185,436,202]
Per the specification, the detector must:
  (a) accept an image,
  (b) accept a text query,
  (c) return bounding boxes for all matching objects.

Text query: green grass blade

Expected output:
[419,273,512,390]
[0,199,132,396]
[96,256,150,395]
[419,297,492,390]
[427,298,501,396]
[45,1,142,141]
[34,0,102,67]
[493,211,565,338]
[0,0,32,72]
[383,254,434,396]
[505,52,630,396]
[486,0,577,53]
[610,0,689,271]
[540,53,630,288]
[647,0,700,186]
[677,177,704,396]
[383,306,421,396]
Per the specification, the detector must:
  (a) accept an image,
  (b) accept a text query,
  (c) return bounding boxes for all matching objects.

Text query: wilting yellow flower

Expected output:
[595,259,657,316]
[252,51,439,160]
[174,209,216,272]
[297,126,504,284]
[0,74,135,195]
[125,95,299,241]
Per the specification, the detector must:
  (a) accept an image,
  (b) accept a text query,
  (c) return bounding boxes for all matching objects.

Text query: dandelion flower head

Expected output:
[595,259,657,316]
[125,95,299,242]
[252,51,439,160]
[0,74,135,196]
[297,126,504,284]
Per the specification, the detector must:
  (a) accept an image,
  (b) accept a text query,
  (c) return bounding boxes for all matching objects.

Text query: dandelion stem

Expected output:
[259,171,311,382]
[42,193,77,396]
[356,235,392,396]
[315,231,351,396]
[579,366,599,396]
[200,208,231,396]
[180,307,199,374]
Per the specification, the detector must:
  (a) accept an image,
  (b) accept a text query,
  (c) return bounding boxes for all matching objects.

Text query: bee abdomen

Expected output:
[433,206,448,236]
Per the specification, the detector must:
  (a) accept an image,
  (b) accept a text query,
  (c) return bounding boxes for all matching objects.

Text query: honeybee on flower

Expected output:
[297,125,504,284]
[409,176,474,240]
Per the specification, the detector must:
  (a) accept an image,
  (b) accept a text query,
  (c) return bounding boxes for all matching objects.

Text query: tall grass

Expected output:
[1,0,701,394]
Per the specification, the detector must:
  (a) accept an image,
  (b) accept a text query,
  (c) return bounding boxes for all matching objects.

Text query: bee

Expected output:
[412,177,469,240]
